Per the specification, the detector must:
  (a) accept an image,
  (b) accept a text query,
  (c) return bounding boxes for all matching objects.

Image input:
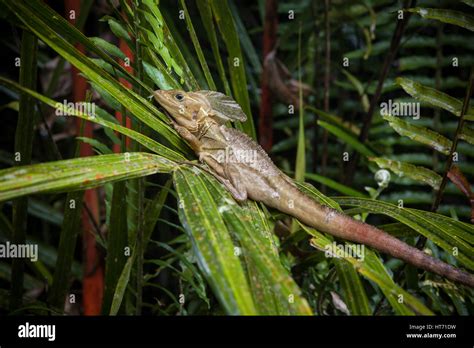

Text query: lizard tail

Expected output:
[274,186,474,288]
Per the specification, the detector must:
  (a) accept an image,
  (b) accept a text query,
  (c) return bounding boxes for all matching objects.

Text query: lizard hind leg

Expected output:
[222,163,247,203]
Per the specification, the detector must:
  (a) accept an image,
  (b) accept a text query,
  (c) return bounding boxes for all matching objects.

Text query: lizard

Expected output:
[154,89,474,288]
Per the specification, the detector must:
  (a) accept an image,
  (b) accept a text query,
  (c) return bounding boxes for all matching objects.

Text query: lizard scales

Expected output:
[154,89,474,288]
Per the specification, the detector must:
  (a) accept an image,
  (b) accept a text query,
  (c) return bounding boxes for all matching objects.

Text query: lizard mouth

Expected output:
[156,106,175,125]
[153,91,176,124]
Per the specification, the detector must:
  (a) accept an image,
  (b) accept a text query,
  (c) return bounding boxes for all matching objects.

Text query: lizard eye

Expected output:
[175,93,184,101]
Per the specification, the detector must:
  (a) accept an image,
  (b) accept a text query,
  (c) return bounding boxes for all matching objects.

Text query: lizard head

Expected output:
[154,89,247,131]
[153,89,210,132]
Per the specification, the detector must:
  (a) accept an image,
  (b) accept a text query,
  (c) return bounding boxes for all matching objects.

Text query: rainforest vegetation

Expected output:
[0,0,473,316]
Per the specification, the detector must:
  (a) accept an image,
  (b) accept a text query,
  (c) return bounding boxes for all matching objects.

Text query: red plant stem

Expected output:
[65,0,104,315]
[259,0,278,152]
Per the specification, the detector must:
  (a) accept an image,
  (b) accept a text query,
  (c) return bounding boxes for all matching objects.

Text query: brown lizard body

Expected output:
[154,89,474,288]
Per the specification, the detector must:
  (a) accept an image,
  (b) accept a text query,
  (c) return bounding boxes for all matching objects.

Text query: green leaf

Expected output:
[318,120,376,157]
[102,180,129,314]
[141,0,197,89]
[341,69,370,112]
[370,157,442,189]
[47,190,83,310]
[396,77,474,121]
[4,0,188,154]
[408,8,474,31]
[110,245,136,315]
[142,61,179,90]
[295,28,305,183]
[143,179,172,247]
[76,137,113,155]
[102,16,132,44]
[334,197,474,271]
[306,106,361,135]
[462,0,474,7]
[173,167,257,315]
[295,184,371,315]
[10,30,38,309]
[0,76,185,163]
[228,0,262,74]
[304,225,433,315]
[302,172,367,198]
[199,170,312,315]
[460,125,474,145]
[196,0,232,95]
[20,1,145,91]
[0,153,175,202]
[179,0,216,90]
[382,114,452,155]
[89,36,127,60]
[210,0,255,138]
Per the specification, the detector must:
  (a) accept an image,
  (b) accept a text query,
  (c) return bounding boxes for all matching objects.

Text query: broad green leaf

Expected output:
[408,8,474,31]
[0,76,185,162]
[0,153,175,202]
[396,77,474,121]
[370,157,442,189]
[173,167,257,315]
[199,169,312,315]
[4,0,188,154]
[382,114,452,155]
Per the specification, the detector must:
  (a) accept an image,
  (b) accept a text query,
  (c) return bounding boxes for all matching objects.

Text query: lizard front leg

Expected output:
[171,120,202,153]
[201,155,248,202]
